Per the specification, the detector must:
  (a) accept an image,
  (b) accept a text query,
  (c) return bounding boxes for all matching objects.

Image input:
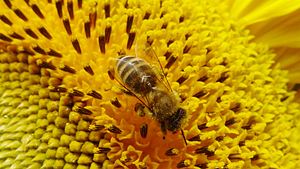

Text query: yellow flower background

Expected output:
[0,0,300,168]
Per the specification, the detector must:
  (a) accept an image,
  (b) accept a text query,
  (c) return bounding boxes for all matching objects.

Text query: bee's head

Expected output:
[166,108,186,132]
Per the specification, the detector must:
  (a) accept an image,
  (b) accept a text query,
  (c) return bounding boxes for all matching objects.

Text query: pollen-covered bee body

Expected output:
[116,55,186,137]
[147,89,177,121]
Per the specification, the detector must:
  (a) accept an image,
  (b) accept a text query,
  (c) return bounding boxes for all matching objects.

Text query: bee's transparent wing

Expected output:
[134,39,173,93]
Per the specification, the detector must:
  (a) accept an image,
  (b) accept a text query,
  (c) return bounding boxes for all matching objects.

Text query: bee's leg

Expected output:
[160,121,167,140]
[181,128,188,146]
[121,88,135,96]
[135,103,146,117]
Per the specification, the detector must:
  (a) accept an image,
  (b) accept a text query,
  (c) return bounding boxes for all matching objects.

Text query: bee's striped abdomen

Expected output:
[116,56,157,94]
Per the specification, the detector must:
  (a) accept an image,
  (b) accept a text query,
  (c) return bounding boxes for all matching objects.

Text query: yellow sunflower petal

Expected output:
[248,9,300,48]
[228,0,300,26]
[274,47,300,84]
[228,1,300,87]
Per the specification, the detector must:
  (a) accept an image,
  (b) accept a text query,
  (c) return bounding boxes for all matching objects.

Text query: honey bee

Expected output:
[115,55,187,145]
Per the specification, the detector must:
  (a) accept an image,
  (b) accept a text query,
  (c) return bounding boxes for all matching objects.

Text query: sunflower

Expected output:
[0,0,299,169]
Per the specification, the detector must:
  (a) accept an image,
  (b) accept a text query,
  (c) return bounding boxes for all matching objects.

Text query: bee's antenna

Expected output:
[181,128,188,146]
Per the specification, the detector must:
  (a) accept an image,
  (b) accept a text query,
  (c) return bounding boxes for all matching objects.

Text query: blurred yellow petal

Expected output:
[274,47,300,84]
[229,0,300,26]
[228,0,300,86]
[248,9,300,48]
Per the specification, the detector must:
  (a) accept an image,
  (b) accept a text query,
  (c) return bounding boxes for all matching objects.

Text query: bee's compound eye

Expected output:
[177,108,186,117]
[166,108,186,132]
